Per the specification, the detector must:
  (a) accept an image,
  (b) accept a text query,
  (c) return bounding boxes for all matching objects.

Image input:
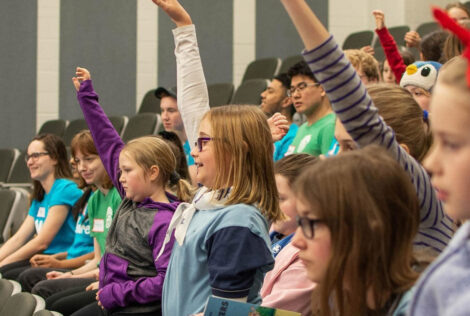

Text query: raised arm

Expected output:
[153,0,210,150]
[280,0,330,51]
[279,0,445,232]
[373,10,407,83]
[73,68,125,197]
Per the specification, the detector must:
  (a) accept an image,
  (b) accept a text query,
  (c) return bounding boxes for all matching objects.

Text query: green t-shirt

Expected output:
[285,112,336,156]
[88,187,122,257]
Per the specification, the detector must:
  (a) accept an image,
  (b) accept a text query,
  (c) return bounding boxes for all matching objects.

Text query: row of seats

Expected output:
[0,149,30,184]
[139,19,441,115]
[39,113,162,145]
[0,113,164,188]
[0,279,59,316]
[139,54,303,114]
[0,188,29,244]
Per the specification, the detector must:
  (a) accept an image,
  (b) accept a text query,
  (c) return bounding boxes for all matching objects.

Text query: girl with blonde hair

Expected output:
[70,66,192,315]
[152,1,282,315]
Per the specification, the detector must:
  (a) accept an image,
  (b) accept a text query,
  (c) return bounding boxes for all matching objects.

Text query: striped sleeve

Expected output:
[302,36,451,251]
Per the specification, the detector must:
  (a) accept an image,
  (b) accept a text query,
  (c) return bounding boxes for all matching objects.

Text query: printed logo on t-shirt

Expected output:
[298,135,311,152]
[93,219,105,233]
[34,219,44,233]
[285,145,295,156]
[37,207,46,218]
[105,206,113,229]
[75,220,90,235]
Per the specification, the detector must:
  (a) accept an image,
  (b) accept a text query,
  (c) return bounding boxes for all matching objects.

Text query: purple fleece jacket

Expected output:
[77,80,178,311]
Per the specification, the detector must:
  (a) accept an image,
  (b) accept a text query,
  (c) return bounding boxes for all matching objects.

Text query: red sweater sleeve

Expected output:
[375,27,407,83]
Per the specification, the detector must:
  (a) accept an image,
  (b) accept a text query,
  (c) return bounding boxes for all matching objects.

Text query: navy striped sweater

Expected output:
[302,36,454,254]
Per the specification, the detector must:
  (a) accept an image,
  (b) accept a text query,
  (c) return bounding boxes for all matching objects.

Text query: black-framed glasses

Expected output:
[296,215,324,239]
[287,82,320,96]
[194,137,213,152]
[25,152,50,162]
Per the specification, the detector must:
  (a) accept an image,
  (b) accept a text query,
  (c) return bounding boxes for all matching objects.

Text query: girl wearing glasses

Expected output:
[152,1,282,315]
[293,146,419,316]
[17,130,121,300]
[0,134,82,277]
[71,67,192,315]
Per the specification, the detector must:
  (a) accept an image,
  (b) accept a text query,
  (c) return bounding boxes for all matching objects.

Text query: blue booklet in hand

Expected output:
[203,296,301,316]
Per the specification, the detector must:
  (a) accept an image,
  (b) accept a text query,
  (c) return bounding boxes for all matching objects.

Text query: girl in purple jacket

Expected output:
[70,67,193,316]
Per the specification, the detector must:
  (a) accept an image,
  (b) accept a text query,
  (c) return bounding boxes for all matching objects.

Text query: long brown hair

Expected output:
[203,105,282,223]
[368,83,432,162]
[31,134,72,202]
[294,146,419,316]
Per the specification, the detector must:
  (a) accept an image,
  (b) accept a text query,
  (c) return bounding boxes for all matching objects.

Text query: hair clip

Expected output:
[432,6,470,88]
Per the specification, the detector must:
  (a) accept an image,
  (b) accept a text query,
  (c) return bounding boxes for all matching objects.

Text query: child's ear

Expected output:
[149,165,160,182]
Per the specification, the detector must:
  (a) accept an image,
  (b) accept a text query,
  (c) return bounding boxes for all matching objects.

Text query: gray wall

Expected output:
[0,0,329,149]
[256,0,328,60]
[158,0,233,88]
[0,1,37,149]
[59,0,137,120]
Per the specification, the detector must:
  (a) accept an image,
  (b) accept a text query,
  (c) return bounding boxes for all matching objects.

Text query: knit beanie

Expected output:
[400,61,442,92]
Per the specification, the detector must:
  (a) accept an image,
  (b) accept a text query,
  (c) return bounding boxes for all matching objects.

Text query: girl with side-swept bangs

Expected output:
[152,1,282,315]
[205,106,279,220]
[293,146,419,316]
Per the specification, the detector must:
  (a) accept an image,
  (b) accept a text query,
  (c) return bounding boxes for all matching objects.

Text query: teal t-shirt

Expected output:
[183,140,195,166]
[285,112,336,156]
[273,123,299,161]
[88,187,122,257]
[28,178,82,254]
[66,201,94,259]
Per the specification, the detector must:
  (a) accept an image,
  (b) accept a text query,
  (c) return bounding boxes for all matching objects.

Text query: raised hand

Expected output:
[72,67,91,91]
[151,0,192,27]
[361,45,374,56]
[404,31,421,48]
[372,10,385,30]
